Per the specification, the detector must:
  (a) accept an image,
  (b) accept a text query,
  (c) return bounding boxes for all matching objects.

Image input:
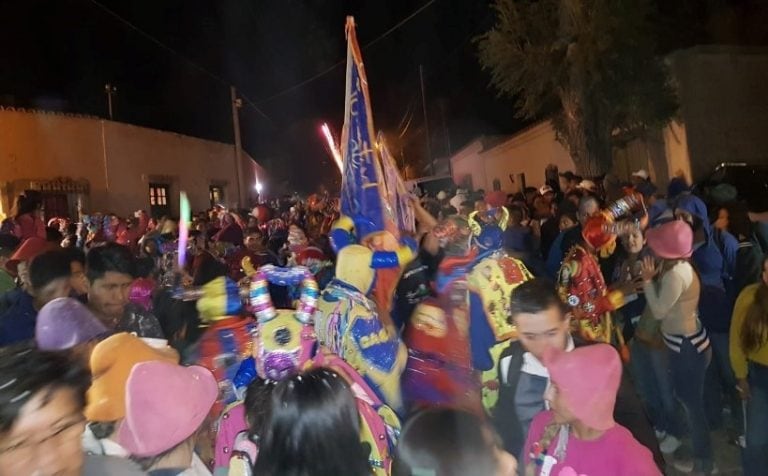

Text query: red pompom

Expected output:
[582,215,613,250]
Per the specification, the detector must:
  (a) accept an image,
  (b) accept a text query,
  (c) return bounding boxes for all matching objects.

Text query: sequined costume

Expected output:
[466,206,533,410]
[314,245,408,414]
[556,194,644,343]
[557,244,623,342]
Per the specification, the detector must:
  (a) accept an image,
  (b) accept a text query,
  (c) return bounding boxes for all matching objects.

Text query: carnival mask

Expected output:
[249,265,318,381]
[468,207,509,252]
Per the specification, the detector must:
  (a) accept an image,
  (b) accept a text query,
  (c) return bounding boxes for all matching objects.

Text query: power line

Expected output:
[363,0,438,50]
[86,0,274,124]
[255,0,439,105]
[87,0,443,124]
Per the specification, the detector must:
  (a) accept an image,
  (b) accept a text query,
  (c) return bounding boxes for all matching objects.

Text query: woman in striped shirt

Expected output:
[641,219,714,475]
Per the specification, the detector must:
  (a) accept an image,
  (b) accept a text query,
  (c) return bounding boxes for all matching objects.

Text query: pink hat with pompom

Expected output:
[543,344,621,431]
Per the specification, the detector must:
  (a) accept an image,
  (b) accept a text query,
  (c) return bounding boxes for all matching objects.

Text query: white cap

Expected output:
[539,185,554,195]
[437,191,448,200]
[577,180,597,192]
[631,169,649,180]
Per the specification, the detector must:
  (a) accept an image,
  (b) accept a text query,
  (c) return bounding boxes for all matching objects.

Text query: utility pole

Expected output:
[440,99,452,156]
[419,64,434,175]
[104,83,117,120]
[230,86,246,209]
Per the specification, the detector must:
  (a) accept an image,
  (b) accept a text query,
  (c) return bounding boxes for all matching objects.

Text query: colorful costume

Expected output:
[314,244,408,414]
[557,195,643,343]
[219,261,399,476]
[193,276,256,417]
[128,277,155,312]
[402,216,481,412]
[558,244,622,342]
[466,207,533,410]
[285,225,333,288]
[247,265,318,382]
[214,266,319,474]
[329,215,416,317]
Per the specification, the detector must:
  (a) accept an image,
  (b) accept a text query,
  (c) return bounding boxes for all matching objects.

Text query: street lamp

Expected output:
[254,181,264,203]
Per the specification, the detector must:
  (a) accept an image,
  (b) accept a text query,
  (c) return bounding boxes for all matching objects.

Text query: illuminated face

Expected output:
[245,233,264,252]
[69,261,89,296]
[0,388,86,476]
[544,382,577,425]
[514,305,570,362]
[622,229,645,255]
[578,201,600,226]
[87,271,133,323]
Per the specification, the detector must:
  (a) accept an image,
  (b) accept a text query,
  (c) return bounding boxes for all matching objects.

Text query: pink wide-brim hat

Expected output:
[116,361,218,457]
[35,297,107,350]
[646,219,693,259]
[543,344,621,431]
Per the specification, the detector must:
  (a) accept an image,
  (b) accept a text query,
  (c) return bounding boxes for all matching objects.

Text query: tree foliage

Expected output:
[477,0,678,176]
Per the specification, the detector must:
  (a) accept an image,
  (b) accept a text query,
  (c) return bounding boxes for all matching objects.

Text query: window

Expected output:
[149,184,169,206]
[209,185,223,207]
[148,183,171,219]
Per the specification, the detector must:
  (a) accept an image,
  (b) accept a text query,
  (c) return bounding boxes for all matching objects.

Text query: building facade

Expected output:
[0,108,266,220]
[449,46,768,193]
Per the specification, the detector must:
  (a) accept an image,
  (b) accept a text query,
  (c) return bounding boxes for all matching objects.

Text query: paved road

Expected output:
[665,429,743,475]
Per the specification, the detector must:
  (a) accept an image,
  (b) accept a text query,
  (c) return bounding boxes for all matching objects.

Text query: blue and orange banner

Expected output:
[340,16,400,240]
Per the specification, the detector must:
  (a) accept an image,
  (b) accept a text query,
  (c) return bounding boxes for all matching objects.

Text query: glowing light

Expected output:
[178,192,190,269]
[255,181,263,193]
[321,123,343,173]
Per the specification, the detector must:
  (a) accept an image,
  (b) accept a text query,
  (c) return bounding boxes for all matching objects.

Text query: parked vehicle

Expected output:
[695,162,768,212]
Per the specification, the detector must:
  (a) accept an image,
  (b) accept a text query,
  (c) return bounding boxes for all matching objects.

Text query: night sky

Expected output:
[1,0,766,193]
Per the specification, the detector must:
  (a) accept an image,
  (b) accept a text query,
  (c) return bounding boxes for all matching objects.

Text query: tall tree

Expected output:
[477,0,678,176]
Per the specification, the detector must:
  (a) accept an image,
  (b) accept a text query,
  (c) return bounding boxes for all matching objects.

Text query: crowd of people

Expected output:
[0,169,766,476]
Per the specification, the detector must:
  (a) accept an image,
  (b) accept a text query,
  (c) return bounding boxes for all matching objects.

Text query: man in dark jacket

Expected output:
[0,249,73,346]
[491,279,665,473]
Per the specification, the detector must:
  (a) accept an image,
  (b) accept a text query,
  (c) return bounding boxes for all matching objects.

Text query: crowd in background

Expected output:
[0,168,766,476]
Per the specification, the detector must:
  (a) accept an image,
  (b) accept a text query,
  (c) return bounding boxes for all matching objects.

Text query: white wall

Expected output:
[0,109,263,217]
[450,122,575,193]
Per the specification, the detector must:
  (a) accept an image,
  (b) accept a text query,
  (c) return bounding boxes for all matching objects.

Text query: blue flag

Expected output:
[340,17,397,241]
